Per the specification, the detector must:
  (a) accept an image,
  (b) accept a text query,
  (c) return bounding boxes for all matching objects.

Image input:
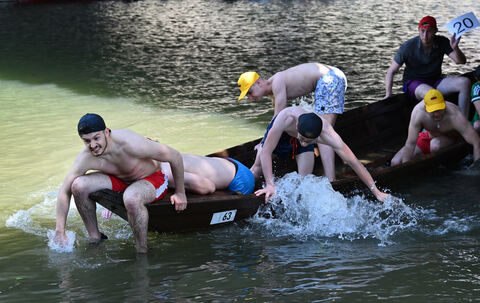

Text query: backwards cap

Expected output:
[237,71,260,101]
[418,16,437,30]
[424,89,445,113]
[298,113,323,139]
[78,113,106,135]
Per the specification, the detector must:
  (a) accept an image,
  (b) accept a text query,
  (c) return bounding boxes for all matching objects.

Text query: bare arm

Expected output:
[131,136,187,210]
[271,81,288,116]
[321,129,389,202]
[255,121,285,202]
[384,60,401,99]
[448,34,466,64]
[54,154,89,243]
[401,112,422,163]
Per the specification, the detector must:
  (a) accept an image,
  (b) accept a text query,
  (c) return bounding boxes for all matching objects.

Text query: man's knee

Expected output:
[71,176,92,196]
[123,192,144,213]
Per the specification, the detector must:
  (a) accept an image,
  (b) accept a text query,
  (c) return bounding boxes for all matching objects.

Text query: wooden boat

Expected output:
[90,71,477,232]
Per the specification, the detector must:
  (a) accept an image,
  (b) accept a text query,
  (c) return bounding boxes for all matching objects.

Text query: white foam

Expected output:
[47,230,76,253]
[253,172,420,245]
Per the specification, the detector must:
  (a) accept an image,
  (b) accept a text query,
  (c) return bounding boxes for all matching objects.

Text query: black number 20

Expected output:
[453,17,474,34]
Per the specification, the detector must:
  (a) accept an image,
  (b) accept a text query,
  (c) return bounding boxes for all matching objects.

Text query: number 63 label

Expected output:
[210,209,237,225]
[446,12,479,38]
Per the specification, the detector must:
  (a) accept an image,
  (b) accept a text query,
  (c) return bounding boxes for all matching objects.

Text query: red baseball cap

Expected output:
[418,16,437,30]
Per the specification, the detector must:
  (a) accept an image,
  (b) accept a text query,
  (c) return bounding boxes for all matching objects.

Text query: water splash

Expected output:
[253,172,420,246]
[47,230,76,252]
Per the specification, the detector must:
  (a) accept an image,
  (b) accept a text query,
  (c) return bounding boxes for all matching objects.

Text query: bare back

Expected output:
[162,154,236,189]
[270,63,331,99]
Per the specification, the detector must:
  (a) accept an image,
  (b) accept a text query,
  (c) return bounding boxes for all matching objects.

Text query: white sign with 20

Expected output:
[446,12,479,38]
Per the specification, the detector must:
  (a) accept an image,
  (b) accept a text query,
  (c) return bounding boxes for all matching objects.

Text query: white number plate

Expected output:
[210,209,237,225]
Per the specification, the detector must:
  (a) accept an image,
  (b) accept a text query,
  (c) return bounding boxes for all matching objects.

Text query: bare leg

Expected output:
[123,180,156,254]
[437,76,472,117]
[430,135,457,153]
[295,151,315,176]
[71,173,112,242]
[318,113,338,181]
[414,83,435,100]
[391,145,426,166]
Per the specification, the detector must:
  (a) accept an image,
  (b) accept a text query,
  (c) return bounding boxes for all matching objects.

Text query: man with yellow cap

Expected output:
[391,89,480,166]
[384,15,471,117]
[237,63,347,181]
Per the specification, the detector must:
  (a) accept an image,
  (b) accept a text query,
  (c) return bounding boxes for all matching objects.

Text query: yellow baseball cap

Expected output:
[424,89,445,112]
[237,71,260,101]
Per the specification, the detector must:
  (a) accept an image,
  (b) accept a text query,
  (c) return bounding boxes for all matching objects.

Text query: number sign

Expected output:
[210,209,237,225]
[446,12,479,37]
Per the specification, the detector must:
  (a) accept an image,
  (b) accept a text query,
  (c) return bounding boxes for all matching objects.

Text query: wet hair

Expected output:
[77,113,106,135]
[297,113,323,139]
[475,65,480,80]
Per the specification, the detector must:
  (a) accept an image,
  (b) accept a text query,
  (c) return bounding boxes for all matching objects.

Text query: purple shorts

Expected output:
[403,78,444,100]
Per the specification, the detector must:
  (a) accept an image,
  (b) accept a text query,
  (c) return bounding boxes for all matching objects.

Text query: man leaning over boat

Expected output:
[54,113,187,253]
[237,62,347,182]
[391,89,480,166]
[252,106,390,203]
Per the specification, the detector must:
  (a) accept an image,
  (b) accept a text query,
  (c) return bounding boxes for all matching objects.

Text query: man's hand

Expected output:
[53,230,69,247]
[171,192,187,212]
[450,33,461,50]
[255,183,276,203]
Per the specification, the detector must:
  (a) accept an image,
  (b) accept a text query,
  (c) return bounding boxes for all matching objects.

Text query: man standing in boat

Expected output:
[390,89,480,166]
[253,106,390,203]
[237,63,347,182]
[384,16,471,117]
[54,113,187,253]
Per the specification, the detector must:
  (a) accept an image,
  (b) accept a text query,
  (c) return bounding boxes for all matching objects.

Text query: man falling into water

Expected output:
[237,63,347,181]
[54,113,187,253]
[384,16,471,116]
[391,89,480,166]
[253,106,390,203]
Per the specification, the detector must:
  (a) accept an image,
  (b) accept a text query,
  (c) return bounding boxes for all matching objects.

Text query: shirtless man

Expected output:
[54,113,187,253]
[254,106,390,203]
[161,155,255,195]
[237,63,347,181]
[391,89,480,166]
[384,16,470,116]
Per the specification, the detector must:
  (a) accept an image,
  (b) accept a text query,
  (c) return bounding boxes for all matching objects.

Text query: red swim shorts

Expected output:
[416,131,432,154]
[109,170,168,202]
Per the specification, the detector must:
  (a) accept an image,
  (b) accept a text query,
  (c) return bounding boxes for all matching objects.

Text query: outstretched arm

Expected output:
[326,131,389,202]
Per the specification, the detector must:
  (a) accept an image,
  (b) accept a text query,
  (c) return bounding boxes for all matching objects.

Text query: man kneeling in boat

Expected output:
[160,154,255,195]
[253,106,390,203]
[391,89,480,166]
[54,113,187,253]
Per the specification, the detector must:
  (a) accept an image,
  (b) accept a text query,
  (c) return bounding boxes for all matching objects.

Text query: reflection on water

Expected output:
[1,0,480,301]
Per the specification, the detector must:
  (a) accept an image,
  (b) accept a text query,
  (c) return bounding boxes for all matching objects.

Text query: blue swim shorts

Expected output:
[226,158,255,195]
[261,116,315,159]
[314,67,347,115]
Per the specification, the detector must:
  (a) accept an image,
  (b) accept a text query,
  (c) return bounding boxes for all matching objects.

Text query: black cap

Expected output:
[297,113,323,139]
[78,113,106,135]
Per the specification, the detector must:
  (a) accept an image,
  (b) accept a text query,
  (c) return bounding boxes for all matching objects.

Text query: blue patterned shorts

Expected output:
[313,67,347,114]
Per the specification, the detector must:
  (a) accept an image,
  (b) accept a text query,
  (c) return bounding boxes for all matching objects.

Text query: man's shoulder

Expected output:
[400,36,419,48]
